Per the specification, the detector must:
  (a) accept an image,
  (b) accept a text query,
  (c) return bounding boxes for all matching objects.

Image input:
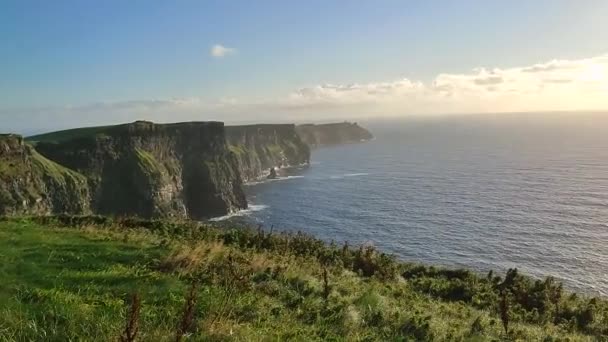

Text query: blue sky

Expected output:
[1,0,608,133]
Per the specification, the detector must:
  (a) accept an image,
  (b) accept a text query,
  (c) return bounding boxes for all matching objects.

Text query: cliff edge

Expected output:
[0,134,90,216]
[226,124,310,182]
[2,120,365,219]
[31,121,247,219]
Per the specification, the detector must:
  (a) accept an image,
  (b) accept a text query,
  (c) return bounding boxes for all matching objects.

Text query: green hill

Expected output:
[26,125,115,144]
[0,216,605,341]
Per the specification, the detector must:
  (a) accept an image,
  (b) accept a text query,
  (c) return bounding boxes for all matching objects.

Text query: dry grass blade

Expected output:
[160,241,224,273]
[499,290,509,335]
[322,266,330,301]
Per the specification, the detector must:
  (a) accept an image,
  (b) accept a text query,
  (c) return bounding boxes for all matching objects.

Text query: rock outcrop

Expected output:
[296,122,373,148]
[225,124,310,182]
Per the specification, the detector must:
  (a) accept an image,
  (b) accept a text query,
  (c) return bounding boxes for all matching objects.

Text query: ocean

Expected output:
[228,112,608,296]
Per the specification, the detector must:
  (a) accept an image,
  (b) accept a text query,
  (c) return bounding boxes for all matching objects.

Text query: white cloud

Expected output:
[210,44,236,58]
[3,53,608,134]
[282,53,608,114]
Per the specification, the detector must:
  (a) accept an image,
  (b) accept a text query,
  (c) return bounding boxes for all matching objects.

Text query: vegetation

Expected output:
[0,141,90,215]
[26,125,113,144]
[227,144,247,156]
[133,148,164,179]
[0,142,86,185]
[30,149,88,185]
[0,216,606,341]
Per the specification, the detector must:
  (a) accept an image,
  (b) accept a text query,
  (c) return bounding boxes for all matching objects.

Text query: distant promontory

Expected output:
[296,122,373,148]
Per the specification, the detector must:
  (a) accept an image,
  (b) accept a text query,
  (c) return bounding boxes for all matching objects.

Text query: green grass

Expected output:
[265,144,283,156]
[26,125,114,144]
[133,148,164,179]
[0,159,25,179]
[30,149,87,184]
[0,145,85,183]
[0,217,605,341]
[228,144,247,156]
[0,220,183,341]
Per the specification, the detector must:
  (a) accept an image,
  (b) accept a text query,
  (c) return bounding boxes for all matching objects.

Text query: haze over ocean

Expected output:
[237,112,608,296]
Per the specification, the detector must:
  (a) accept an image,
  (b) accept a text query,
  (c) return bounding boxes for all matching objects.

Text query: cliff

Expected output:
[31,121,246,219]
[296,122,373,148]
[1,120,350,219]
[225,124,310,182]
[0,134,90,216]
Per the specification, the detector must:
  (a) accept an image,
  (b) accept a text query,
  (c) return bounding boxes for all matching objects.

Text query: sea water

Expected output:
[234,112,608,296]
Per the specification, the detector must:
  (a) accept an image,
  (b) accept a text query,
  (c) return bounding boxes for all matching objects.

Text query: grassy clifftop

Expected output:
[0,216,606,341]
[296,122,374,148]
[27,125,115,144]
[0,135,90,216]
[26,121,226,144]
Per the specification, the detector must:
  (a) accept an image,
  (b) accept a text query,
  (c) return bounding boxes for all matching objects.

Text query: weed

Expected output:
[175,283,198,342]
[120,293,141,342]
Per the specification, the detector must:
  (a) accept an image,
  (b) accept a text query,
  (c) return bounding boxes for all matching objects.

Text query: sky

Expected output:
[1,0,608,134]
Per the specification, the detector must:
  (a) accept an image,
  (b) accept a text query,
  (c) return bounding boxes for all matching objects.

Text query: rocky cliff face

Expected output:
[296,122,373,148]
[33,121,246,219]
[1,120,349,219]
[0,134,90,216]
[225,124,310,182]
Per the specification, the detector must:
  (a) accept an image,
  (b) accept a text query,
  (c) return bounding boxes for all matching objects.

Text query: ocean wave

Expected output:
[344,173,370,177]
[209,204,268,221]
[330,173,370,179]
[246,175,305,186]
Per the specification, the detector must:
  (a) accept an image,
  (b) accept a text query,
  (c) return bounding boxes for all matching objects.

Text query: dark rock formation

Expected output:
[267,167,278,179]
[225,124,310,182]
[296,122,373,148]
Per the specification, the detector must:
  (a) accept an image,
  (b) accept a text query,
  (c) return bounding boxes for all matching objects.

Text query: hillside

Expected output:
[0,134,90,216]
[26,125,115,144]
[0,216,605,341]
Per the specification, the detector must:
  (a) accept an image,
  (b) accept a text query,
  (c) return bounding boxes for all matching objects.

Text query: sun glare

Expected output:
[580,64,607,82]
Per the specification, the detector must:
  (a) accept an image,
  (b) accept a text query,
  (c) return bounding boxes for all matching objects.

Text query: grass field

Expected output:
[0,217,605,341]
[26,125,114,144]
